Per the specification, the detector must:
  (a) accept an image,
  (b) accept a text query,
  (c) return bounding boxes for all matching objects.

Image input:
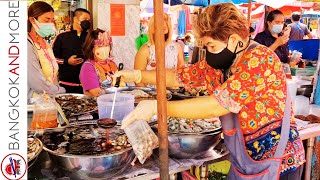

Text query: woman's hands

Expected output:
[113,69,142,84]
[275,35,289,47]
[269,35,289,51]
[121,100,157,129]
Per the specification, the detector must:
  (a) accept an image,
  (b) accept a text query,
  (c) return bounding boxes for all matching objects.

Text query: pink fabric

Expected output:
[185,7,192,32]
[254,11,265,37]
[94,31,112,47]
[79,60,100,91]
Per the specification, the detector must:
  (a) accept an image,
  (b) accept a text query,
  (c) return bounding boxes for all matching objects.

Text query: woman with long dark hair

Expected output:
[254,10,290,63]
[28,1,65,101]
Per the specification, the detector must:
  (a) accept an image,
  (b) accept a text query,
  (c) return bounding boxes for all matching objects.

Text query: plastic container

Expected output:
[282,63,292,79]
[291,50,302,63]
[287,80,297,103]
[97,93,134,123]
[294,95,310,116]
[309,104,320,116]
[31,95,58,130]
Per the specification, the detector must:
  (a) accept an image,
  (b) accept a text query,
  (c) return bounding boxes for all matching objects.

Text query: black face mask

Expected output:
[205,40,246,70]
[80,20,91,32]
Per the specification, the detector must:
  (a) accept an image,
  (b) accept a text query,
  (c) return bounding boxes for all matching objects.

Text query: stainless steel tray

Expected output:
[43,144,135,178]
[105,86,172,103]
[28,137,43,162]
[28,137,43,169]
[55,93,98,116]
[104,86,156,93]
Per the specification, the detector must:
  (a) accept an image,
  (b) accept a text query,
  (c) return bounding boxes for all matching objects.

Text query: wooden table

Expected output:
[299,123,320,180]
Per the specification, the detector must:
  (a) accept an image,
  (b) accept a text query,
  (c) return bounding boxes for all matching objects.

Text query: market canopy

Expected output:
[255,0,296,8]
[164,0,305,8]
[303,10,320,18]
[210,0,256,4]
[164,0,209,6]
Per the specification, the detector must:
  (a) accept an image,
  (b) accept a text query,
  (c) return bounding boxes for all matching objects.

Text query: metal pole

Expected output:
[247,0,252,25]
[153,0,169,179]
[304,137,315,180]
[264,5,270,30]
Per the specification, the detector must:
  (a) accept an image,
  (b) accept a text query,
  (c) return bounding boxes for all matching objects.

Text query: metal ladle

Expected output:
[110,63,123,119]
[97,63,123,144]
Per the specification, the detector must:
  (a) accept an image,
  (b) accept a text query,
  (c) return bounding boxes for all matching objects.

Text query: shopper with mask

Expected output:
[288,12,312,40]
[134,13,185,87]
[52,8,91,93]
[28,1,66,101]
[254,10,290,63]
[114,3,305,179]
[79,29,118,97]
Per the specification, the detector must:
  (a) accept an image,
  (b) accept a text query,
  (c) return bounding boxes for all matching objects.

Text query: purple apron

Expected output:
[220,86,291,180]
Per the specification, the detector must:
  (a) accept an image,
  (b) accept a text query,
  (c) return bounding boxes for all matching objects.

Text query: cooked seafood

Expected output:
[169,86,209,97]
[167,117,221,133]
[28,137,42,162]
[55,95,97,117]
[121,89,152,98]
[42,127,130,156]
[122,89,156,103]
[295,114,320,123]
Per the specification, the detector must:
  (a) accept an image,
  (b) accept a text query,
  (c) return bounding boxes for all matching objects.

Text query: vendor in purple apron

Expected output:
[114,3,305,180]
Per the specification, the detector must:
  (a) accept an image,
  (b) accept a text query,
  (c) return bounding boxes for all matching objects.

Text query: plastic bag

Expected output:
[124,120,158,164]
[31,93,58,130]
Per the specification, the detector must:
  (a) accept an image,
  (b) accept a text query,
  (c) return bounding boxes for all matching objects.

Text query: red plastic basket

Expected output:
[181,171,197,180]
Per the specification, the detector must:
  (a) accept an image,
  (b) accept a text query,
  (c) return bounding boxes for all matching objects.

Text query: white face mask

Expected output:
[271,24,284,34]
[94,46,110,61]
[33,18,56,37]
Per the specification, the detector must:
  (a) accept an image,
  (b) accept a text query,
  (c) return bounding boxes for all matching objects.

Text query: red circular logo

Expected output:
[1,153,27,180]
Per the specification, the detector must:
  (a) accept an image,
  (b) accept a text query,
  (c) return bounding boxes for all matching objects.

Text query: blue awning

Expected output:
[164,0,209,6]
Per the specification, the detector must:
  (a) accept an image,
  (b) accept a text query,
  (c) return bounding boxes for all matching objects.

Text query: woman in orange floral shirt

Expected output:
[115,3,305,179]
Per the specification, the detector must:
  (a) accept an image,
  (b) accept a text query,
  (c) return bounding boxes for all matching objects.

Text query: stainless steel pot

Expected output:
[168,131,221,159]
[43,146,134,179]
[28,138,43,169]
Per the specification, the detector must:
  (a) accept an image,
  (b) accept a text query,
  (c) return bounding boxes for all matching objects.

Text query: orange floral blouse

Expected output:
[176,45,305,175]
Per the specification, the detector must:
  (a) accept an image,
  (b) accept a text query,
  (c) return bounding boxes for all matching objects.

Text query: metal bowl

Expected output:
[43,146,135,179]
[168,131,221,159]
[28,137,43,169]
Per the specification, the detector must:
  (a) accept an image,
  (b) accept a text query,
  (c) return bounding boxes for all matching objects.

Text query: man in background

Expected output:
[53,8,91,93]
[288,12,312,40]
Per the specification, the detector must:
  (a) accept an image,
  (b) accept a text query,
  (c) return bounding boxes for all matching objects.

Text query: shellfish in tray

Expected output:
[168,86,209,99]
[55,94,98,117]
[42,127,131,156]
[167,117,221,134]
[28,137,43,163]
[150,116,221,134]
[121,89,156,103]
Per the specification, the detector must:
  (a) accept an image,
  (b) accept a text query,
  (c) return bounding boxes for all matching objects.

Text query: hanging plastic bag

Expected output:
[124,120,158,164]
[31,93,58,130]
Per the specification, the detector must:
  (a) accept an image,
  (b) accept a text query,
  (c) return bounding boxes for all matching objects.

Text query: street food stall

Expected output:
[26,0,320,180]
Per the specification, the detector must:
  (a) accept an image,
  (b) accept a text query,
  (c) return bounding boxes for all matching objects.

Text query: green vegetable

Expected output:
[208,171,227,180]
